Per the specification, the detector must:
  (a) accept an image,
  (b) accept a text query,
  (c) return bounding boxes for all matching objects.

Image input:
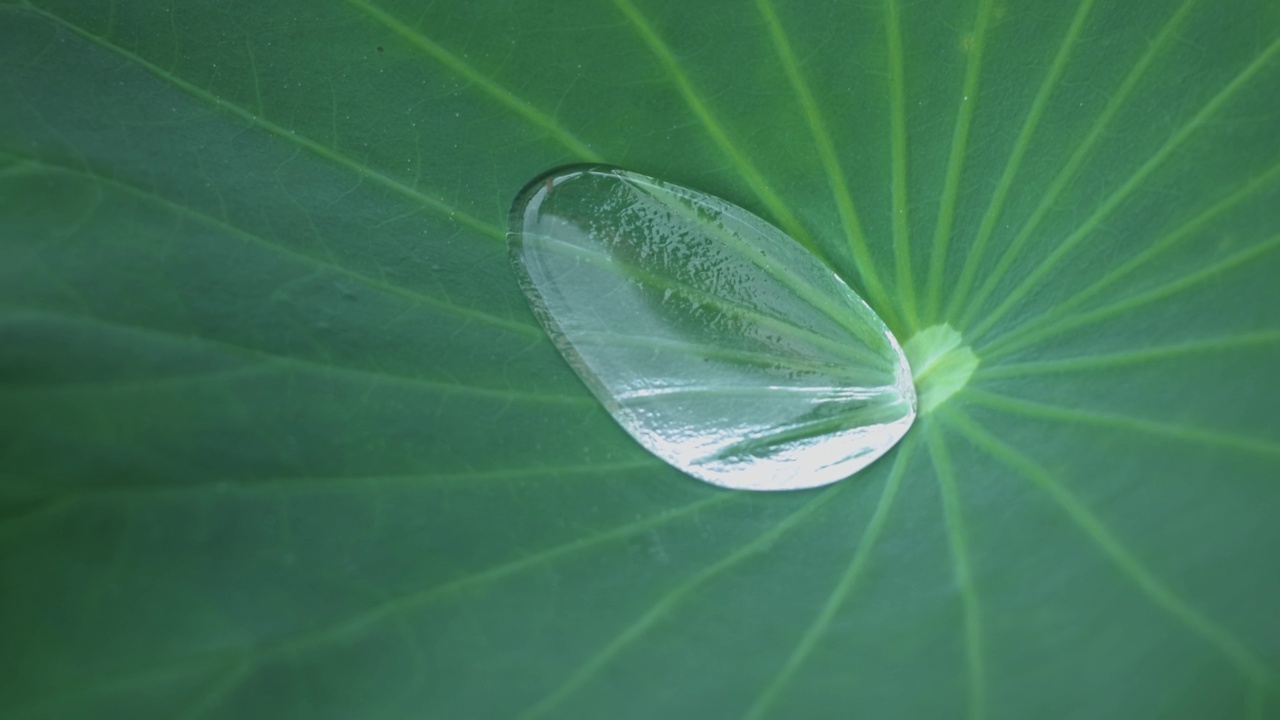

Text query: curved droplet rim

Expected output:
[507,164,917,491]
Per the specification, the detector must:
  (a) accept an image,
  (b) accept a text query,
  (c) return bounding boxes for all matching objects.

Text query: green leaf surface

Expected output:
[1,0,1278,718]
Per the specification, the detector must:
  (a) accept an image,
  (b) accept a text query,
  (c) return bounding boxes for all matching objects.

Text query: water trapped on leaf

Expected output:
[508,165,916,491]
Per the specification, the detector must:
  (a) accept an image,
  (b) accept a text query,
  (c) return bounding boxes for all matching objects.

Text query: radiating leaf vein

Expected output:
[517,487,841,720]
[925,0,997,325]
[23,4,504,242]
[610,0,821,263]
[755,0,896,327]
[4,145,537,344]
[944,408,1280,688]
[11,493,736,719]
[341,0,602,161]
[744,435,915,720]
[928,421,987,720]
[968,30,1280,339]
[884,0,917,329]
[0,310,579,404]
[962,389,1280,459]
[981,234,1280,360]
[954,0,1199,327]
[175,657,253,720]
[0,460,660,540]
[978,330,1280,379]
[945,0,1102,320]
[983,157,1280,357]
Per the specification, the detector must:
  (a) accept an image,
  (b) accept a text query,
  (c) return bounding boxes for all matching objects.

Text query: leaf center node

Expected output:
[903,324,978,414]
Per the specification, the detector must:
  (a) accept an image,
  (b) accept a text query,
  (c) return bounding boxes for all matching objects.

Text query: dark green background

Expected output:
[2,0,1278,718]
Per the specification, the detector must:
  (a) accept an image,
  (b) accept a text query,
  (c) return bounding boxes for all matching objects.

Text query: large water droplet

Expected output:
[509,166,915,491]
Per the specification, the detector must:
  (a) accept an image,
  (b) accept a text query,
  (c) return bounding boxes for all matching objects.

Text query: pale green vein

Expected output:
[983,157,1280,356]
[744,435,915,720]
[518,488,841,720]
[341,0,600,161]
[961,389,1280,459]
[7,651,237,720]
[0,459,658,539]
[266,493,736,659]
[3,359,281,394]
[8,492,733,720]
[980,233,1280,361]
[0,156,46,181]
[0,309,579,405]
[943,408,1280,688]
[611,0,819,260]
[924,0,997,325]
[884,0,917,330]
[25,4,503,241]
[967,31,1280,339]
[955,0,1199,329]
[978,330,1280,380]
[755,0,896,328]
[927,420,986,720]
[8,152,539,338]
[176,656,253,720]
[2,352,581,404]
[944,0,1099,321]
[122,460,661,501]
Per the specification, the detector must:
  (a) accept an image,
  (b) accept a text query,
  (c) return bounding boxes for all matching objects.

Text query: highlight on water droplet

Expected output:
[508,165,916,491]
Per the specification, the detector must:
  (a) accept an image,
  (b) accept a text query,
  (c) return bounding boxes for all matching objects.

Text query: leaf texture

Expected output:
[1,0,1279,718]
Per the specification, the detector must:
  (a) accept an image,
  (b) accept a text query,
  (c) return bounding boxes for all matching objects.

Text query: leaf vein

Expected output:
[925,0,998,324]
[967,29,1280,339]
[24,4,505,243]
[0,310,580,404]
[341,0,601,161]
[884,0,917,329]
[755,0,897,327]
[980,234,1280,360]
[3,153,542,338]
[945,0,1100,321]
[961,388,1280,459]
[517,488,841,720]
[977,330,1280,379]
[744,436,916,720]
[944,408,1280,688]
[982,158,1280,356]
[928,421,987,720]
[611,0,820,262]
